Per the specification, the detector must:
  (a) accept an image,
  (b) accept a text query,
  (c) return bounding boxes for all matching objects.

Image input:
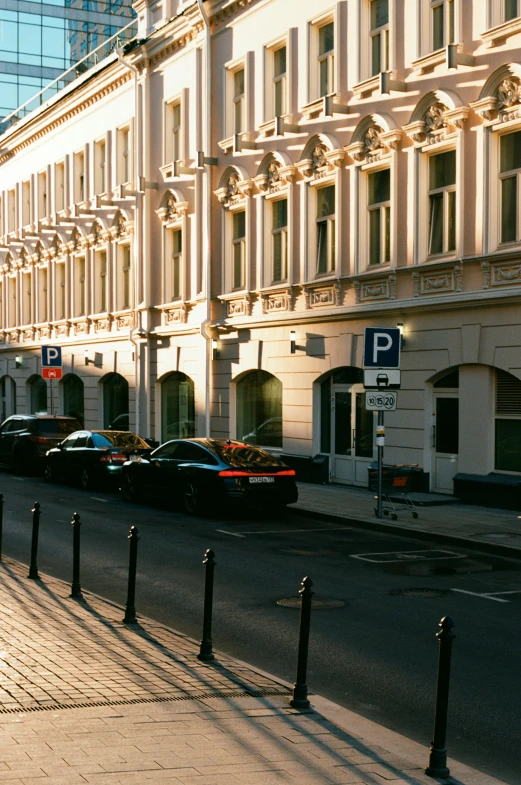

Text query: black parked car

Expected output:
[0,415,82,473]
[45,430,151,489]
[120,438,298,515]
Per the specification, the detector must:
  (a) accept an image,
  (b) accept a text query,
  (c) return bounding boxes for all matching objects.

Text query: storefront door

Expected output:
[331,384,374,486]
[432,393,459,493]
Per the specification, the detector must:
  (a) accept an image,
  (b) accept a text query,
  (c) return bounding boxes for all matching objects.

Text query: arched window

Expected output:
[161,372,195,442]
[62,374,84,426]
[495,369,521,472]
[103,373,129,430]
[28,375,47,414]
[0,376,16,421]
[236,371,282,448]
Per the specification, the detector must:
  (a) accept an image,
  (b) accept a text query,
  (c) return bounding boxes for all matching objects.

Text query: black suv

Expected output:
[0,415,82,473]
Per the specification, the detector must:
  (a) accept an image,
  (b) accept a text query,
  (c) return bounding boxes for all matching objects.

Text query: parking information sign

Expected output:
[42,346,62,368]
[365,390,398,411]
[363,327,401,369]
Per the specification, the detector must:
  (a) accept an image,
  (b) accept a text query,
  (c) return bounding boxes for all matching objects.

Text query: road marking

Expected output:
[451,589,510,603]
[90,497,109,503]
[486,590,521,596]
[233,526,355,536]
[351,549,465,563]
[216,529,245,538]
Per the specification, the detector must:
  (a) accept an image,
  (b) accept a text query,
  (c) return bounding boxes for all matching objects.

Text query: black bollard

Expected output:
[70,512,84,600]
[289,576,314,709]
[198,548,216,662]
[0,492,4,562]
[425,616,456,779]
[123,526,139,624]
[28,502,41,580]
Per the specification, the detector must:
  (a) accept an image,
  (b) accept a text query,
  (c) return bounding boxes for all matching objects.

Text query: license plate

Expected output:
[249,476,275,484]
[129,454,141,461]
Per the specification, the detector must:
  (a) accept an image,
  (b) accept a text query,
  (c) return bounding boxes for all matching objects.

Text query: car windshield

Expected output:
[94,431,149,448]
[212,442,284,467]
[35,419,82,435]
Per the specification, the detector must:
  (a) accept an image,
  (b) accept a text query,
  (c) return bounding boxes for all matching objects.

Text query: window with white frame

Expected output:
[370,0,389,75]
[38,267,48,323]
[0,282,3,329]
[94,249,108,313]
[74,152,85,203]
[0,196,3,237]
[233,68,245,135]
[7,277,16,327]
[7,190,15,233]
[316,184,335,274]
[271,198,288,283]
[368,168,390,265]
[428,150,456,256]
[74,256,86,317]
[499,130,521,244]
[232,210,246,289]
[117,245,131,310]
[38,171,47,220]
[55,262,66,321]
[318,21,335,97]
[95,139,107,194]
[166,101,182,163]
[273,45,287,118]
[118,127,131,184]
[21,272,31,325]
[431,0,455,51]
[55,162,65,212]
[22,181,31,227]
[165,228,182,301]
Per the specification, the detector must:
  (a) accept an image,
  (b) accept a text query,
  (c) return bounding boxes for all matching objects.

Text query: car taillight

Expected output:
[100,452,127,464]
[218,469,296,477]
[28,435,49,444]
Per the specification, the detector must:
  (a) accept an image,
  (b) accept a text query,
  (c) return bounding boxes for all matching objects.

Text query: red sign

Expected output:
[42,368,63,380]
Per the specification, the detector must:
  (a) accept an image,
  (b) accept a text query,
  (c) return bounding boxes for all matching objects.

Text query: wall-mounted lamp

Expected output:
[212,339,219,361]
[84,349,94,366]
[397,323,405,348]
[15,354,22,369]
[290,331,296,354]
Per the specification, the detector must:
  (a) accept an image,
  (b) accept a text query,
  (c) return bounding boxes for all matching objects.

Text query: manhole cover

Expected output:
[390,588,453,598]
[277,597,345,609]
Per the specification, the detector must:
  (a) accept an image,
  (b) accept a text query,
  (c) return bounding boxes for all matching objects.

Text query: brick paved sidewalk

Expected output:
[292,483,521,554]
[0,559,508,784]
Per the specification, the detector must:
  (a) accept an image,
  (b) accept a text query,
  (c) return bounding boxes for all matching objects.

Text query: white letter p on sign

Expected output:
[47,348,59,363]
[373,332,393,363]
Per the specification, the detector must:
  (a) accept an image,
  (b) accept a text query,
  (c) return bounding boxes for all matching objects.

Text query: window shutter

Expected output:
[496,369,521,415]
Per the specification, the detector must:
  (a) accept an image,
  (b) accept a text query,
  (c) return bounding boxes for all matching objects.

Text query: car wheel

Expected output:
[183,480,204,515]
[44,463,55,483]
[80,468,93,491]
[121,473,137,503]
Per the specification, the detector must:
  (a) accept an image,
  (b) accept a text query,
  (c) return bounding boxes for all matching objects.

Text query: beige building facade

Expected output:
[2,0,521,494]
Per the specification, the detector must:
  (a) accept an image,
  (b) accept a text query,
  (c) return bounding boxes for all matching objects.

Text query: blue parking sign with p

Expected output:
[42,346,62,368]
[363,328,400,368]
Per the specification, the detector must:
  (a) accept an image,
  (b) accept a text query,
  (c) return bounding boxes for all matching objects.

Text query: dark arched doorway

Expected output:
[103,373,129,430]
[236,370,282,448]
[161,372,195,442]
[62,374,84,426]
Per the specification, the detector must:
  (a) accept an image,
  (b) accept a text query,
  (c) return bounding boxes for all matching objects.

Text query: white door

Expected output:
[331,384,374,486]
[432,393,459,493]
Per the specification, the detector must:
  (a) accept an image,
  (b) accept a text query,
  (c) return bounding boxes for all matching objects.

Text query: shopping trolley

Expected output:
[368,464,419,520]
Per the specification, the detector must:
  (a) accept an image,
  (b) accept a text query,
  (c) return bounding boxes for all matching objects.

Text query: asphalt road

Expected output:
[0,473,520,784]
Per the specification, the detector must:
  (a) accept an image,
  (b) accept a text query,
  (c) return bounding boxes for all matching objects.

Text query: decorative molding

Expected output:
[156,193,188,225]
[303,282,341,309]
[481,261,491,289]
[260,288,293,313]
[93,317,111,333]
[420,269,455,295]
[215,173,252,208]
[346,126,402,164]
[162,304,189,325]
[490,261,521,286]
[296,144,344,181]
[404,103,469,146]
[115,312,134,329]
[412,271,420,297]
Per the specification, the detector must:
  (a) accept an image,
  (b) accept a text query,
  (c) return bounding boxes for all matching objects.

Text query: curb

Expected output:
[288,505,521,561]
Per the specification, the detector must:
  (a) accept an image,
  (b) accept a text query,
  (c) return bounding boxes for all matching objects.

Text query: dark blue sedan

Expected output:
[120,438,298,515]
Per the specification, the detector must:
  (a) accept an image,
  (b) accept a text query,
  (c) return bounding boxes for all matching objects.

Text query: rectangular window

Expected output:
[273,46,287,117]
[232,211,246,289]
[56,263,66,320]
[22,181,31,227]
[0,282,3,330]
[22,273,31,325]
[233,68,245,135]
[428,150,456,256]
[38,171,47,220]
[8,277,16,327]
[272,198,288,282]
[316,185,335,274]
[505,0,519,21]
[75,257,86,317]
[55,162,65,212]
[74,152,85,203]
[318,21,335,97]
[370,0,389,75]
[119,246,131,310]
[95,250,107,313]
[431,0,454,50]
[168,102,182,162]
[7,190,16,233]
[95,140,106,194]
[39,268,48,323]
[169,229,182,300]
[368,168,391,265]
[500,131,521,244]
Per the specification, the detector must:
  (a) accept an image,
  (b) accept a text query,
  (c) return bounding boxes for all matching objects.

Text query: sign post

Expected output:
[363,328,401,520]
[41,346,62,416]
